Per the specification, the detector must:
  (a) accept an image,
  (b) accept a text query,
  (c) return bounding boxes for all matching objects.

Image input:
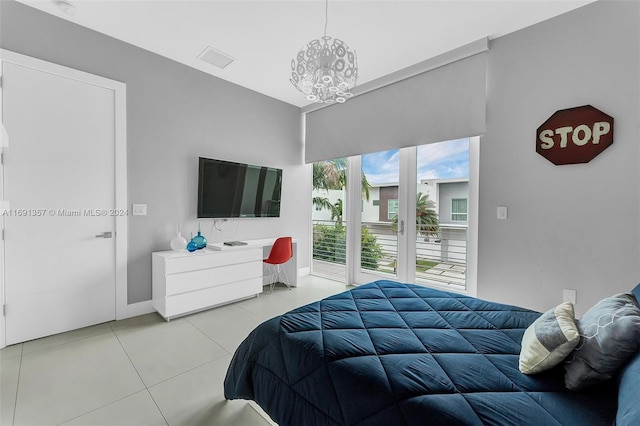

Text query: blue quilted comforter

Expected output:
[224,281,617,425]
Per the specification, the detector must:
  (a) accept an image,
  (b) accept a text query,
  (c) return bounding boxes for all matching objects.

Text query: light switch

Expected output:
[497,206,508,220]
[132,204,147,216]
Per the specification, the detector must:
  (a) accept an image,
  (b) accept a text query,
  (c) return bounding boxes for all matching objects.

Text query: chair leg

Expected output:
[269,264,276,294]
[269,264,291,293]
[279,265,291,290]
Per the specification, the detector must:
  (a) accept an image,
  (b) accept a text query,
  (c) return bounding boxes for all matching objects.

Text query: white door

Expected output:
[357,149,402,282]
[2,58,117,344]
[351,148,415,285]
[347,141,475,291]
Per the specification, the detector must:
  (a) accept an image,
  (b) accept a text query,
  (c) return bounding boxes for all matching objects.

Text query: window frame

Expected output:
[451,198,468,222]
[388,199,399,220]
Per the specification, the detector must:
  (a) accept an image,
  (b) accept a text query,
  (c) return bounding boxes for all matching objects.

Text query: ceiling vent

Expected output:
[197,46,235,69]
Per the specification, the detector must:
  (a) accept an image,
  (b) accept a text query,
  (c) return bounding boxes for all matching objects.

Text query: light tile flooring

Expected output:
[0,276,348,426]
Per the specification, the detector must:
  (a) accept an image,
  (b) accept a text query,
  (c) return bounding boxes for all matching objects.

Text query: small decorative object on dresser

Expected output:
[169,221,188,251]
[192,222,207,250]
[186,233,198,252]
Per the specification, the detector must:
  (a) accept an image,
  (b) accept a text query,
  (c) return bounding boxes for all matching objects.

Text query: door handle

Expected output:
[95,232,113,239]
[399,220,405,235]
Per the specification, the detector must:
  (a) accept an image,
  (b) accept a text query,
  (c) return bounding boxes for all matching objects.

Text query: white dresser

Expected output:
[152,246,263,320]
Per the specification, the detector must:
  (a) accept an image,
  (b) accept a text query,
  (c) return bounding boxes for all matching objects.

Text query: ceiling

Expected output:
[16,0,595,108]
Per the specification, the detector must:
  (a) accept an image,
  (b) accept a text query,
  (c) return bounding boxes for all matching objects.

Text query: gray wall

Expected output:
[0,0,309,304]
[478,0,640,317]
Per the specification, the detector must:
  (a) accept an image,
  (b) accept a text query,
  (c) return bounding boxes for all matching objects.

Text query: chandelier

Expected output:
[290,0,358,104]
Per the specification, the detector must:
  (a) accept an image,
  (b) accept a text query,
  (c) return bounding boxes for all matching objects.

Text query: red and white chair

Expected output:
[263,237,293,293]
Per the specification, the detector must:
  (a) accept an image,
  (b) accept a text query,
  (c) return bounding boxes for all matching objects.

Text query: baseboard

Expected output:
[298,266,310,276]
[116,299,155,320]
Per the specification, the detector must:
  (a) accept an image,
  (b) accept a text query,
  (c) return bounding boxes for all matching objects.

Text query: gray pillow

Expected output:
[564,293,640,390]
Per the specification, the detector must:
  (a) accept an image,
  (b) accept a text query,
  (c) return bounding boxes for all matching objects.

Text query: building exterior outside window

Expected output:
[451,198,468,221]
[388,199,399,220]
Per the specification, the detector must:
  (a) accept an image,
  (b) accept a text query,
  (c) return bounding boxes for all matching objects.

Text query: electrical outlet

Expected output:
[563,289,577,305]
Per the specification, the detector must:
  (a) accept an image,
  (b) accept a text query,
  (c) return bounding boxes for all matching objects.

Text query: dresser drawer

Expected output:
[164,248,262,274]
[165,261,262,296]
[163,277,263,319]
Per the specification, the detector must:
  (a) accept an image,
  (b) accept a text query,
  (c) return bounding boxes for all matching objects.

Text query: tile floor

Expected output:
[0,275,348,426]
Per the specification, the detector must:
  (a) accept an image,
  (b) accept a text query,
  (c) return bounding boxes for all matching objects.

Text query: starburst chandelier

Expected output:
[289,0,358,104]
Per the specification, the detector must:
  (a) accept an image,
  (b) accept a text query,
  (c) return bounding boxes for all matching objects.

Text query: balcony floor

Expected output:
[311,259,466,289]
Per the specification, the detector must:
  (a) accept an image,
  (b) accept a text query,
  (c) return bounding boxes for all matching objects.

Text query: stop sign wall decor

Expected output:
[536,105,614,165]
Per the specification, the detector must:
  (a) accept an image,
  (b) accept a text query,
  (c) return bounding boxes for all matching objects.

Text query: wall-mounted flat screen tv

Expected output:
[197,157,282,218]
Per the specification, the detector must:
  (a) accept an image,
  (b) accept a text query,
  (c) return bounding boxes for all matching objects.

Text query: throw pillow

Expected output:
[519,301,579,375]
[564,293,640,390]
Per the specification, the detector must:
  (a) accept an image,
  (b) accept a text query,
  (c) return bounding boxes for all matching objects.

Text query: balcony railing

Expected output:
[312,220,347,281]
[415,223,467,290]
[312,220,467,289]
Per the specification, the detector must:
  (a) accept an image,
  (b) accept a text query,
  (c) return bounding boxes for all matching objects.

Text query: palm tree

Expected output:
[330,199,343,223]
[312,159,344,212]
[313,159,345,192]
[391,192,439,238]
[416,192,439,239]
[312,158,373,214]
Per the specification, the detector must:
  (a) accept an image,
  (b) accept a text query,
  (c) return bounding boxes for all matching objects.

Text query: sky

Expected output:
[361,138,469,185]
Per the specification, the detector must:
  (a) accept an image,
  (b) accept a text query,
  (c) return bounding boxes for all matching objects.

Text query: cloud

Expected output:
[417,138,469,180]
[418,138,468,164]
[360,138,470,184]
[362,149,400,184]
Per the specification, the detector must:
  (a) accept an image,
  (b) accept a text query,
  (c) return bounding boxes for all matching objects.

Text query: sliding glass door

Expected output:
[414,140,470,291]
[349,147,415,284]
[312,138,476,293]
[358,149,401,281]
[311,158,347,282]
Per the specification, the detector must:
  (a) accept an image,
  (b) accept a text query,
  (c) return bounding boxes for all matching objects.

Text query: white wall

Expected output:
[0,0,309,304]
[478,0,640,316]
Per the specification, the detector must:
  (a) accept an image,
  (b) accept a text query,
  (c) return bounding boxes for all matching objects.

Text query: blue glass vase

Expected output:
[186,232,198,253]
[192,223,207,250]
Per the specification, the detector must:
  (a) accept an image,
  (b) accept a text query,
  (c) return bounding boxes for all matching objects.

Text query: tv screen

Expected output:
[197,157,282,218]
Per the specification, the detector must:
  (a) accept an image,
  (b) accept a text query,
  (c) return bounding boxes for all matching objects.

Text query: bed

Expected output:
[224,280,639,425]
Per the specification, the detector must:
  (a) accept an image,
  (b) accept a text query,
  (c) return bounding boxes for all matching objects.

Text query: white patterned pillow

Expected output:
[519,302,580,375]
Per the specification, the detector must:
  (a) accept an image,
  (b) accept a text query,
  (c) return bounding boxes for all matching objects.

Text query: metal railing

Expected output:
[312,220,467,289]
[361,230,397,277]
[312,220,347,281]
[415,224,467,290]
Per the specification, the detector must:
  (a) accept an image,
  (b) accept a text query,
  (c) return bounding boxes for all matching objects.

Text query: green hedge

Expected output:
[313,223,383,270]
